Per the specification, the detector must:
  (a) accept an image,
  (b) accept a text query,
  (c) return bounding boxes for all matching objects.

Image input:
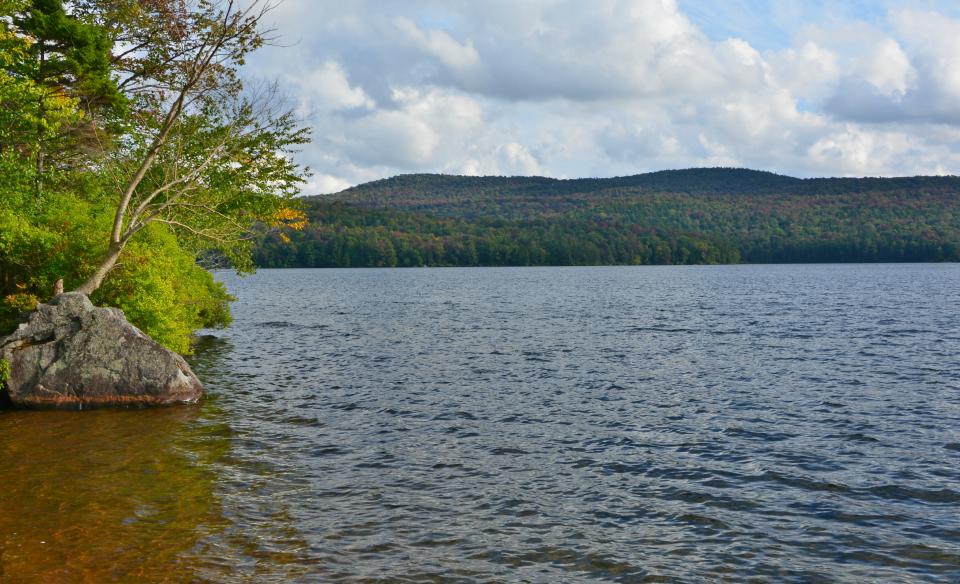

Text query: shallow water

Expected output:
[2,265,959,582]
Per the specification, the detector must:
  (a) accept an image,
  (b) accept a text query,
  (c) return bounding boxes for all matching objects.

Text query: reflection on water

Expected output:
[0,406,221,582]
[0,335,310,583]
[2,265,960,582]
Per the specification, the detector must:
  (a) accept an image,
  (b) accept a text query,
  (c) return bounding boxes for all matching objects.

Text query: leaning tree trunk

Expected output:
[74,244,122,295]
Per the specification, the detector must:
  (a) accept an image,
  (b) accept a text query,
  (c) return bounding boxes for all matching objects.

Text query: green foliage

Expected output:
[0,174,105,331]
[254,170,960,268]
[0,358,10,388]
[0,1,306,352]
[13,0,122,106]
[94,225,234,354]
[4,0,124,197]
[62,0,309,295]
[0,178,232,351]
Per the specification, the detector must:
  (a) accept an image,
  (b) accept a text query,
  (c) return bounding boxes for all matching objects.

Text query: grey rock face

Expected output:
[0,292,202,409]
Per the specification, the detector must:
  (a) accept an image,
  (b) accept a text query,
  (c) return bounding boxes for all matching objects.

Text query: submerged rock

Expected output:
[0,292,202,409]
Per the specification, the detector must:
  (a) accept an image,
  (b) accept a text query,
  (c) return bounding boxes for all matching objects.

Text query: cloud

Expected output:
[891,10,960,117]
[394,17,480,74]
[336,87,485,169]
[453,0,727,101]
[806,124,960,176]
[805,11,960,125]
[768,41,840,101]
[243,0,960,191]
[861,38,913,96]
[292,61,374,112]
[342,110,439,168]
[308,174,354,194]
[458,143,542,177]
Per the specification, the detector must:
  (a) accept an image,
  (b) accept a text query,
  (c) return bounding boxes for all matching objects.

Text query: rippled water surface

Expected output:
[2,265,960,582]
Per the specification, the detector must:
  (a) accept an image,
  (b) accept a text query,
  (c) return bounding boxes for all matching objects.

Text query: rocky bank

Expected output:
[0,292,203,409]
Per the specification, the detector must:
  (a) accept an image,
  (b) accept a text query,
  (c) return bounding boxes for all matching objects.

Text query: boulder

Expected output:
[0,292,203,409]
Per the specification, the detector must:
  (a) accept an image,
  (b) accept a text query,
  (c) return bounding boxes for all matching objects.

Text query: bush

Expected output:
[0,190,233,354]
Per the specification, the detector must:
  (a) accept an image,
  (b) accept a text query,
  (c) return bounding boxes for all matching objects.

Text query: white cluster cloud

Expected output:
[294,61,374,112]
[395,17,480,75]
[248,0,960,192]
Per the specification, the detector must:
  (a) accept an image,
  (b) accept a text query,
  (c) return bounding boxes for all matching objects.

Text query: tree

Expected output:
[71,0,309,294]
[10,0,122,196]
[0,0,308,351]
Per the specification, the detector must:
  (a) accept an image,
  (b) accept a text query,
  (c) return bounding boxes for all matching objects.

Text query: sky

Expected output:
[245,0,960,193]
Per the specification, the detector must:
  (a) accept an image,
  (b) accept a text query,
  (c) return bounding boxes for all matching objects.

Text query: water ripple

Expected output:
[8,264,948,583]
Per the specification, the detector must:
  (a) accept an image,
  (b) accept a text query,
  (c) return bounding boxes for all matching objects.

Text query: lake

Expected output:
[2,265,959,582]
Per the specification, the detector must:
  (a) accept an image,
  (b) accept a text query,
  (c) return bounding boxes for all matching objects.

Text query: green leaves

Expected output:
[13,0,123,107]
[0,358,10,386]
[0,1,310,351]
[93,224,234,354]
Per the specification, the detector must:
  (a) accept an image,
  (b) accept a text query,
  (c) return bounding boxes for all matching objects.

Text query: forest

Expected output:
[254,169,960,268]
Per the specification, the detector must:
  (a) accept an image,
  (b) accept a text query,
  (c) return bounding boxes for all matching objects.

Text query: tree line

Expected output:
[254,171,960,268]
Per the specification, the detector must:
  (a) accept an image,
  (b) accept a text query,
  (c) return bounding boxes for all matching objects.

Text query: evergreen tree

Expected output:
[11,0,123,195]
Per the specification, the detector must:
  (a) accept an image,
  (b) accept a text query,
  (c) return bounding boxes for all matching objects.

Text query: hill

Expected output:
[254,168,960,268]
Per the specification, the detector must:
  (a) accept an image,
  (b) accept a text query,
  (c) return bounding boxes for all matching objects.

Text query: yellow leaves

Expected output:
[3,292,39,314]
[270,207,308,231]
[266,208,306,245]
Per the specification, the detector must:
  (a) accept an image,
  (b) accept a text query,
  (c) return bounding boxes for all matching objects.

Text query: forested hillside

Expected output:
[254,169,960,268]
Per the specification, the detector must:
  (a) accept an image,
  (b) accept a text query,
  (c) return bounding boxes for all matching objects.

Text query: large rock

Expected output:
[0,293,203,409]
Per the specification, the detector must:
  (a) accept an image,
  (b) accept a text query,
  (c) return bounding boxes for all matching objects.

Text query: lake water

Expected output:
[2,265,959,582]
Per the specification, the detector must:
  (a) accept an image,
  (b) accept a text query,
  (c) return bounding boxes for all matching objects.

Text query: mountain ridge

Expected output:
[255,167,960,268]
[318,167,960,201]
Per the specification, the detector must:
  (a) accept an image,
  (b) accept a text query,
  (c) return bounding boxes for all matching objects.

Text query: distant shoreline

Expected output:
[255,169,960,269]
[248,261,960,270]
